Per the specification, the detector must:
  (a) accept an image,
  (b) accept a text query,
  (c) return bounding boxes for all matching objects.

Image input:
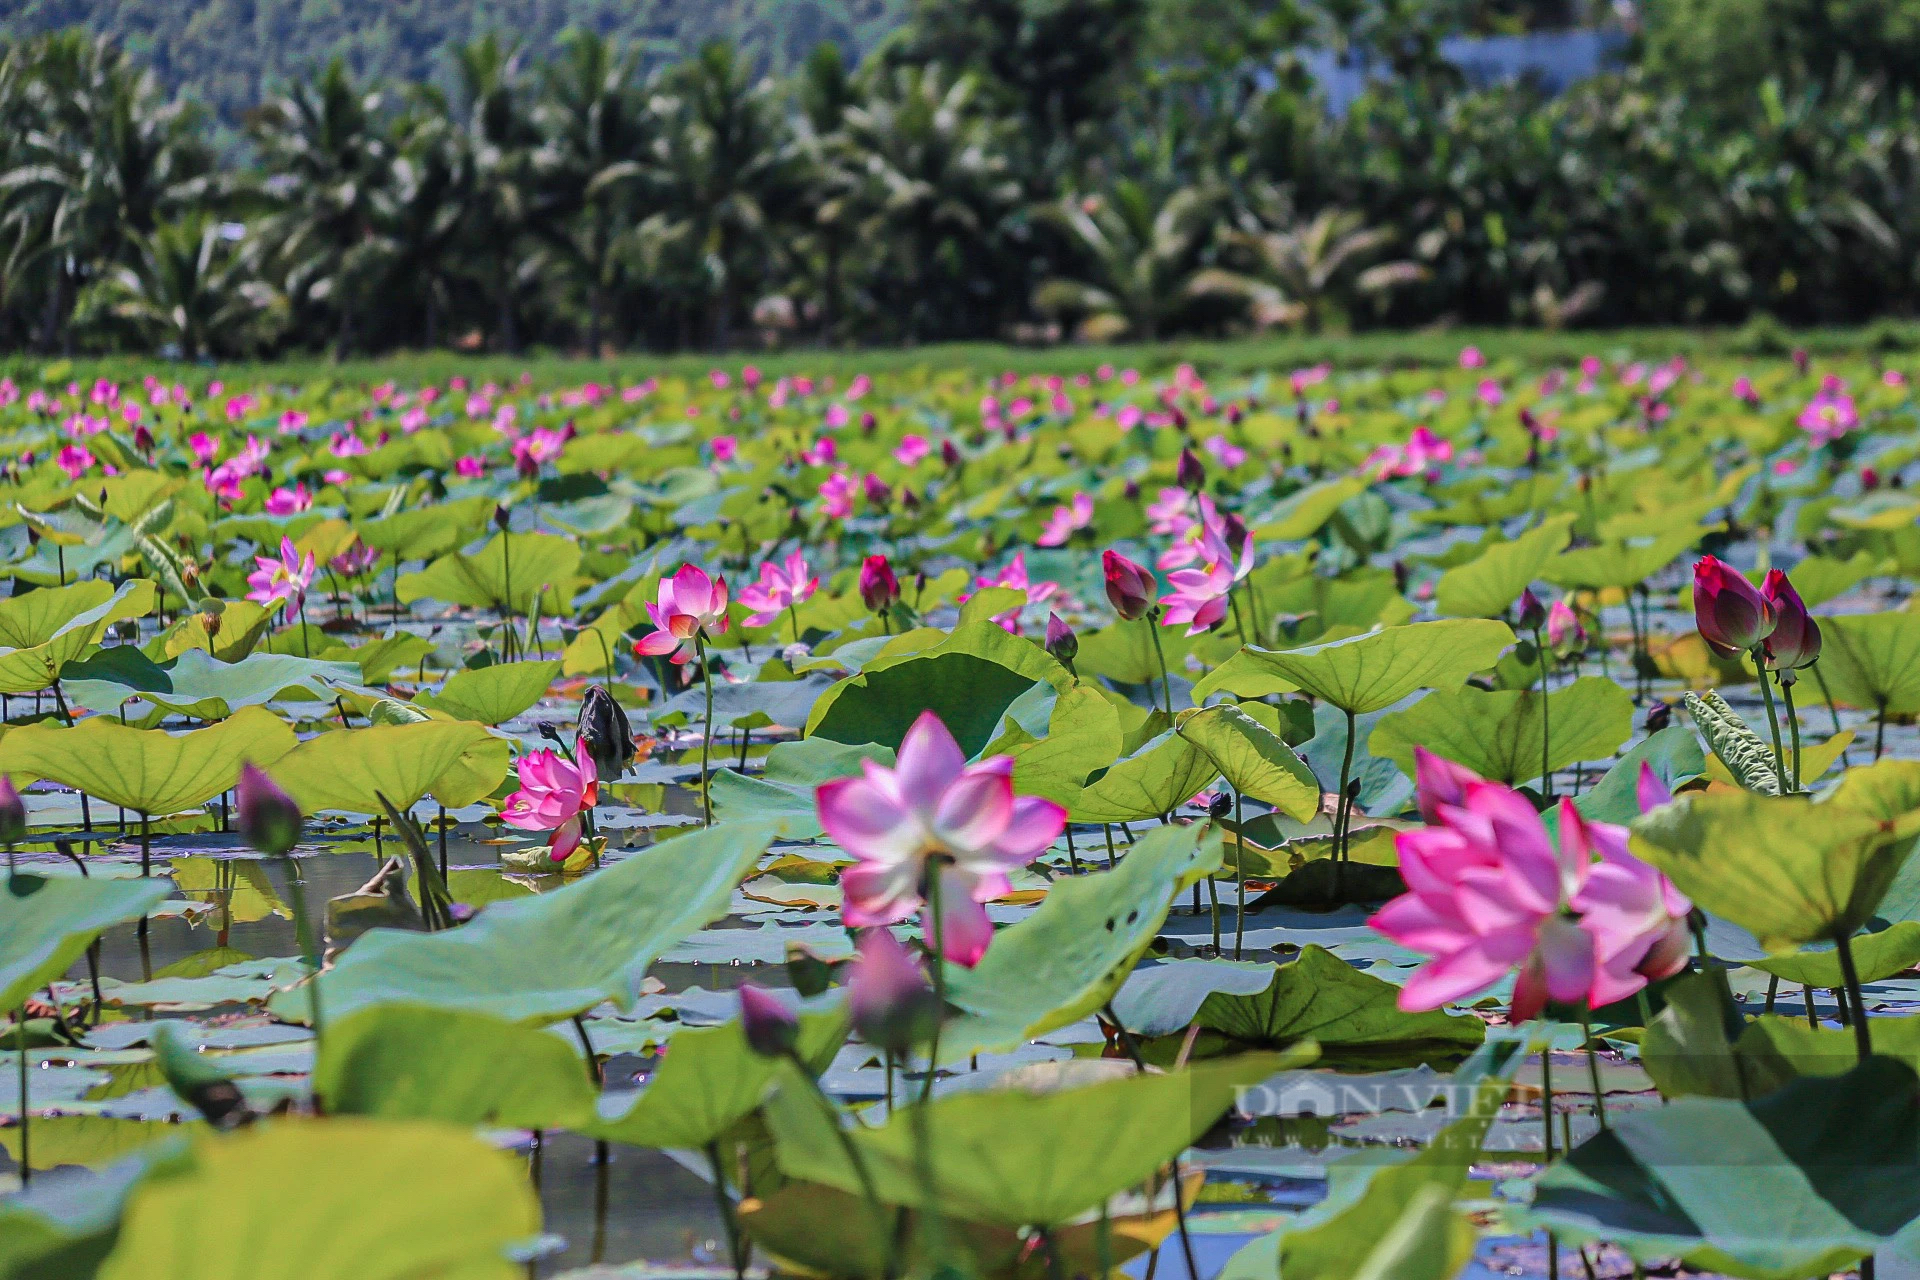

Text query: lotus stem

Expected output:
[15,1000,27,1186]
[788,603,802,647]
[1102,1002,1200,1280]
[782,1048,894,1275]
[1781,676,1803,792]
[1750,648,1788,790]
[1834,931,1874,1061]
[1145,611,1175,717]
[279,848,324,1049]
[1811,662,1848,763]
[1578,1008,1608,1131]
[1875,698,1888,762]
[1234,789,1247,961]
[1534,624,1553,799]
[706,1140,748,1280]
[1104,823,1118,868]
[698,636,714,827]
[1206,874,1221,954]
[1332,709,1357,901]
[920,870,947,1105]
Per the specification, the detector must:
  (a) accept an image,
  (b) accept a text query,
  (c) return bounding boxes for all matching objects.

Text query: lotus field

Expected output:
[6,349,1920,1280]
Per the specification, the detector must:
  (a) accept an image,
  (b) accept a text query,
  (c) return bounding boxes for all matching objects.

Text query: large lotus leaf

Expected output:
[1190,946,1483,1056]
[660,674,834,732]
[61,648,361,719]
[1748,921,1920,987]
[1067,728,1219,823]
[1573,725,1707,826]
[1435,514,1574,618]
[1177,703,1321,820]
[1542,526,1703,591]
[311,820,777,1025]
[0,579,156,695]
[1218,1084,1501,1280]
[1815,613,1920,715]
[396,531,581,616]
[94,1117,539,1280]
[1521,1057,1920,1279]
[1007,683,1124,806]
[0,705,297,814]
[324,634,437,683]
[938,823,1220,1060]
[1253,475,1370,541]
[764,1052,1300,1228]
[1630,785,1917,949]
[414,659,560,725]
[1783,553,1883,609]
[588,1005,847,1150]
[1225,620,1515,716]
[1,872,172,1011]
[1369,676,1634,787]
[160,599,280,663]
[710,739,895,837]
[314,1004,597,1127]
[423,732,514,809]
[1073,621,1193,686]
[266,721,495,814]
[0,1141,187,1278]
[807,621,1073,757]
[356,497,496,560]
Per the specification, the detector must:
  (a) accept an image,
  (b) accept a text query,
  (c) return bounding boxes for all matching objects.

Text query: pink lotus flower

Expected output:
[893,435,931,466]
[1203,436,1247,469]
[265,484,312,516]
[189,432,220,465]
[633,566,729,666]
[1798,391,1858,443]
[1146,486,1195,536]
[711,436,738,465]
[1546,598,1583,652]
[1036,492,1094,547]
[738,551,819,627]
[1459,346,1487,369]
[328,432,368,459]
[1365,425,1454,480]
[1371,749,1690,1019]
[818,471,856,519]
[501,739,599,863]
[511,427,566,477]
[56,444,94,479]
[454,455,486,478]
[1160,559,1233,635]
[247,537,317,617]
[278,410,309,434]
[816,710,1066,967]
[1476,378,1505,408]
[976,552,1058,632]
[204,462,246,503]
[330,540,379,578]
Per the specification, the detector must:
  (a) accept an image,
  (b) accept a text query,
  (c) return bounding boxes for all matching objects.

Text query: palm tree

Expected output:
[449,36,543,353]
[1033,179,1220,341]
[95,213,281,359]
[1193,186,1427,332]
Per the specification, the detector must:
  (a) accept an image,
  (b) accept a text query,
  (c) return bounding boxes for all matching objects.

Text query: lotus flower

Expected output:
[633,565,729,666]
[738,983,799,1057]
[1365,426,1454,480]
[247,537,316,617]
[1036,493,1094,547]
[1103,550,1156,621]
[1691,556,1774,657]
[237,762,302,857]
[55,444,94,479]
[265,484,312,516]
[1546,598,1583,653]
[975,553,1059,632]
[738,551,819,627]
[1798,390,1858,443]
[454,455,486,478]
[816,710,1066,967]
[860,555,900,614]
[1760,569,1821,671]
[818,471,855,519]
[501,739,599,863]
[848,928,943,1052]
[894,435,931,466]
[1160,559,1233,635]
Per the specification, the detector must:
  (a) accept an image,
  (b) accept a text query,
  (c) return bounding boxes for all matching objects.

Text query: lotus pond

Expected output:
[3,350,1920,1280]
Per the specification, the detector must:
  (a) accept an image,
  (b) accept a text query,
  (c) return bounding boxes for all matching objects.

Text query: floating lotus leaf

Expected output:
[396,531,581,616]
[0,705,296,814]
[0,579,156,695]
[413,659,560,724]
[1221,620,1515,717]
[266,721,496,814]
[1434,513,1573,618]
[1369,675,1634,788]
[60,648,361,719]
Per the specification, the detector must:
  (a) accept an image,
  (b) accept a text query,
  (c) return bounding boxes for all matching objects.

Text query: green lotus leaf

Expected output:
[0,579,156,695]
[1007,682,1124,807]
[60,648,361,720]
[1224,620,1515,717]
[309,819,777,1025]
[764,1051,1302,1229]
[1,872,172,1011]
[807,620,1072,757]
[1369,675,1635,788]
[357,499,502,563]
[266,721,496,814]
[1434,513,1574,618]
[1073,621,1193,686]
[94,1117,539,1280]
[939,822,1221,1059]
[1630,777,1920,949]
[1816,612,1920,716]
[1573,725,1707,826]
[413,659,560,725]
[322,633,436,683]
[1785,552,1885,609]
[0,1140,190,1279]
[1520,1057,1920,1279]
[1253,475,1369,541]
[1177,702,1321,820]
[710,738,895,837]
[1067,727,1220,823]
[1542,525,1704,591]
[0,705,297,814]
[395,531,581,617]
[1189,946,1484,1057]
[159,599,280,663]
[1748,920,1920,987]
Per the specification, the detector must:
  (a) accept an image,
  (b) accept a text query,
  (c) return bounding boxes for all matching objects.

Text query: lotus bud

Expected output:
[1102,551,1155,622]
[1759,570,1821,672]
[738,983,800,1058]
[493,504,510,532]
[1515,588,1547,632]
[862,472,891,510]
[1044,612,1077,671]
[848,929,942,1054]
[860,411,877,435]
[859,555,900,613]
[1546,598,1583,655]
[1645,702,1672,733]
[1793,348,1809,375]
[0,775,24,847]
[236,762,302,856]
[1227,403,1243,425]
[941,439,961,469]
[1124,478,1140,500]
[1176,447,1206,492]
[1206,791,1232,819]
[577,685,637,782]
[1413,747,1481,824]
[1691,556,1775,657]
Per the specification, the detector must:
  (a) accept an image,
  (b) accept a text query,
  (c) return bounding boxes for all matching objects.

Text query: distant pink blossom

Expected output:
[56,444,94,479]
[1036,492,1094,547]
[1365,426,1454,480]
[1459,346,1486,369]
[1203,436,1248,469]
[454,455,486,478]
[893,435,931,466]
[711,435,739,465]
[265,484,312,516]
[247,537,316,617]
[738,551,819,627]
[818,471,856,519]
[1799,391,1859,444]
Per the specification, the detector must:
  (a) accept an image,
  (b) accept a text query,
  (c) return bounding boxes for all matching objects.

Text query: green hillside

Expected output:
[1,0,909,121]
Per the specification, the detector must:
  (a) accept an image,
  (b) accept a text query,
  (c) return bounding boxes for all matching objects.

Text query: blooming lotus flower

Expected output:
[1160,559,1233,635]
[816,710,1066,967]
[1365,426,1453,480]
[1103,550,1155,621]
[859,556,899,614]
[802,437,838,467]
[1732,375,1760,405]
[1692,556,1775,657]
[1203,436,1248,469]
[330,539,379,579]
[501,739,599,863]
[265,484,312,516]
[1565,804,1692,1006]
[711,436,738,465]
[1036,492,1094,547]
[247,537,316,616]
[511,427,567,477]
[818,472,855,519]
[1798,391,1858,443]
[893,435,931,466]
[454,455,486,478]
[1459,346,1487,369]
[56,444,94,479]
[1760,569,1821,671]
[1546,598,1584,654]
[633,566,729,666]
[189,432,220,465]
[738,551,819,627]
[1146,486,1194,536]
[279,410,309,434]
[975,553,1058,632]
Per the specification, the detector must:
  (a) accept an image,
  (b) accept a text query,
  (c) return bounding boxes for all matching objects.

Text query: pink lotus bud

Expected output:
[1760,570,1821,671]
[848,929,942,1053]
[1692,556,1775,657]
[1176,447,1206,492]
[859,555,899,613]
[237,762,302,856]
[1045,612,1077,669]
[0,775,24,846]
[738,983,799,1057]
[1515,588,1547,632]
[1102,551,1155,621]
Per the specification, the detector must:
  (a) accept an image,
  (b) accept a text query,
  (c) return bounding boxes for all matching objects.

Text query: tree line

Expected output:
[2,0,1920,359]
